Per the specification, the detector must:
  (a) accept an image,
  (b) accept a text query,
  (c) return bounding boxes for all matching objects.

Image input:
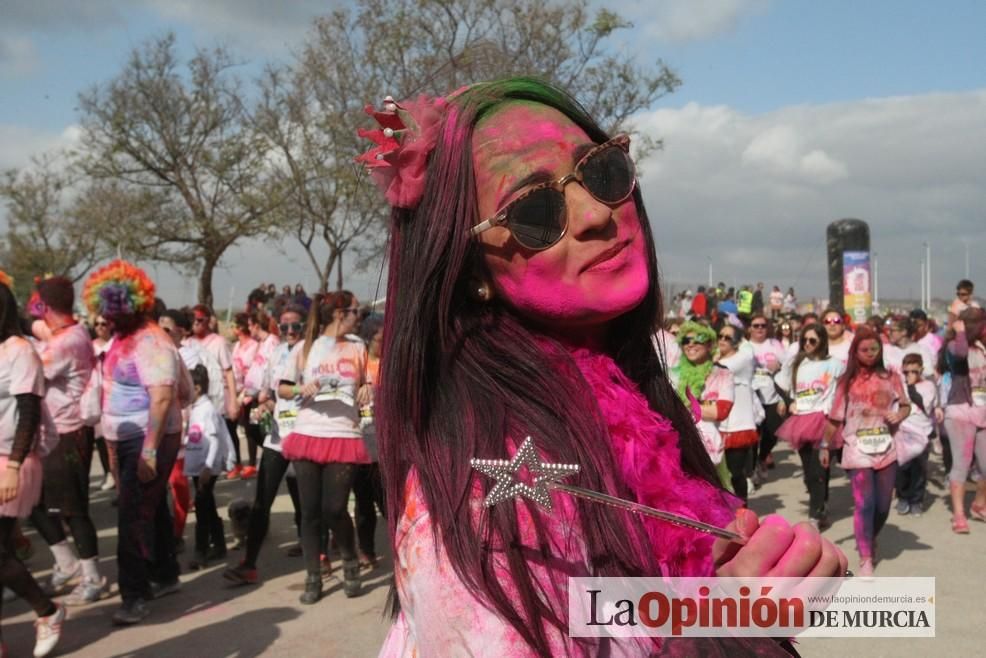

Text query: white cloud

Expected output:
[0,124,81,172]
[615,0,770,44]
[637,89,986,299]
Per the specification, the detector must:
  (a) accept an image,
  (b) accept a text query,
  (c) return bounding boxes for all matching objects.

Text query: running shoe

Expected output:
[971,503,986,522]
[223,562,259,586]
[33,603,65,657]
[858,558,875,579]
[226,464,243,480]
[240,465,258,479]
[285,543,303,558]
[63,576,108,606]
[952,516,970,534]
[149,579,181,599]
[45,562,81,595]
[112,599,150,626]
[895,499,910,515]
[342,559,362,598]
[100,472,116,491]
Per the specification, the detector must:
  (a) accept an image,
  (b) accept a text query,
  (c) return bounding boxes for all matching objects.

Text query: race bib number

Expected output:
[972,387,986,408]
[313,377,355,405]
[857,426,893,455]
[753,368,773,389]
[795,387,821,409]
[276,408,298,433]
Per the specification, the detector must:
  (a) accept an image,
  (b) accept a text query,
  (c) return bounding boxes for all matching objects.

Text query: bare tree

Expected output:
[76,33,279,307]
[0,155,109,300]
[256,0,680,291]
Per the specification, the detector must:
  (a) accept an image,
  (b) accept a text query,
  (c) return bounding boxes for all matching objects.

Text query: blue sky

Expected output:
[2,0,984,306]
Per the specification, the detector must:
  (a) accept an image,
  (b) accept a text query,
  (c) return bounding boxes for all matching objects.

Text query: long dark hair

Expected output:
[0,283,23,342]
[377,77,722,654]
[836,325,890,402]
[790,324,830,388]
[301,290,355,364]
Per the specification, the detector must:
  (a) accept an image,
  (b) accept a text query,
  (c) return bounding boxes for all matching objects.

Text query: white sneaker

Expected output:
[34,603,65,657]
[63,576,108,606]
[46,562,81,595]
[101,472,116,491]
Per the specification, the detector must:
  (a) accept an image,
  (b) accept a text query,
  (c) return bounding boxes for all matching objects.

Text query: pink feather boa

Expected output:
[569,348,739,577]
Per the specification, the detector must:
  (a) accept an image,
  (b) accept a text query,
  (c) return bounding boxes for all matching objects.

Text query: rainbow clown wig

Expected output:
[82,260,156,317]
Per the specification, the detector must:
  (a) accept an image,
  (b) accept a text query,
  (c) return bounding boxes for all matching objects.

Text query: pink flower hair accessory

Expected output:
[356,94,450,209]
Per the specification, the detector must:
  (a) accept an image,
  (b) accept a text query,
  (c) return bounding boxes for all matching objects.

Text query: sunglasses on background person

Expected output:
[823,316,843,325]
[681,335,711,346]
[470,134,636,251]
[279,322,304,334]
[750,322,768,329]
[903,368,922,376]
[804,336,819,346]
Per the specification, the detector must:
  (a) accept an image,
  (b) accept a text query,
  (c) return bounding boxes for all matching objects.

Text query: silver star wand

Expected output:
[471,437,745,543]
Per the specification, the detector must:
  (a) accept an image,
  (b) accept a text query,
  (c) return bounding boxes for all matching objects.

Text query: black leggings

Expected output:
[353,463,385,558]
[242,418,262,468]
[797,445,831,519]
[724,445,755,502]
[293,460,357,576]
[83,425,111,476]
[758,403,783,463]
[30,430,99,559]
[225,418,242,465]
[0,517,56,630]
[244,448,301,569]
[193,476,225,555]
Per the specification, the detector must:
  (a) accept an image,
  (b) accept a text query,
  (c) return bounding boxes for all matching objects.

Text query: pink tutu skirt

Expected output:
[0,454,43,518]
[776,412,828,451]
[282,433,371,465]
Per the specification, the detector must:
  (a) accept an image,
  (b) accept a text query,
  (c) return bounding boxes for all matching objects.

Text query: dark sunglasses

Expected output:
[823,317,843,325]
[780,324,791,331]
[718,333,734,341]
[279,322,303,334]
[750,322,768,329]
[94,321,108,327]
[804,337,819,346]
[681,335,710,346]
[903,368,922,376]
[469,135,636,251]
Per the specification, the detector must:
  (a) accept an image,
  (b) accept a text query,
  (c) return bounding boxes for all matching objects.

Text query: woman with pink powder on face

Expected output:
[822,326,909,577]
[365,78,846,657]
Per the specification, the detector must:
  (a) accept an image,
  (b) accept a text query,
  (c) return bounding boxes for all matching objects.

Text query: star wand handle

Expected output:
[550,483,746,544]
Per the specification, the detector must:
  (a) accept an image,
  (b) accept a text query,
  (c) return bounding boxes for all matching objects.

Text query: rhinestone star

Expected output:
[470,436,579,511]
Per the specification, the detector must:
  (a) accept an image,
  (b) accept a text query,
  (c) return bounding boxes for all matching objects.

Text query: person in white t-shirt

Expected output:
[187,305,241,477]
[716,325,760,502]
[947,279,979,329]
[224,305,305,586]
[30,276,106,605]
[277,291,371,603]
[909,309,943,358]
[894,353,940,516]
[0,273,67,656]
[775,325,844,529]
[821,308,853,367]
[184,365,233,571]
[748,313,787,482]
[885,316,936,378]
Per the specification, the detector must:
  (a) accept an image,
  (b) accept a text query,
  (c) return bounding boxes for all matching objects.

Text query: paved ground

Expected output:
[3,444,982,657]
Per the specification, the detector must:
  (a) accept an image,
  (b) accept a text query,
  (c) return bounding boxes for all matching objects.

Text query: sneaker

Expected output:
[14,535,34,562]
[223,562,259,586]
[895,499,910,515]
[112,599,150,626]
[319,553,332,579]
[45,562,81,595]
[33,603,65,657]
[858,558,875,579]
[63,576,108,606]
[285,543,303,558]
[342,559,362,598]
[226,464,243,480]
[909,505,923,517]
[299,573,322,605]
[240,465,258,479]
[100,472,116,491]
[188,552,208,572]
[149,579,181,599]
[206,545,228,562]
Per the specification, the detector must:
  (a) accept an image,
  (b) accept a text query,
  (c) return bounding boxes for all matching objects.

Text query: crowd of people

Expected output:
[0,266,386,655]
[0,76,981,656]
[658,277,985,578]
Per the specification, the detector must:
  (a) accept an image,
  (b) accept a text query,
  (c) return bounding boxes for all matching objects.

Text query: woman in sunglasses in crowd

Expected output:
[822,326,908,577]
[671,322,733,480]
[941,307,986,533]
[224,305,305,586]
[277,291,370,603]
[230,313,260,479]
[367,78,846,656]
[748,313,787,483]
[821,307,854,367]
[87,315,114,491]
[715,323,760,502]
[776,318,796,350]
[775,325,843,529]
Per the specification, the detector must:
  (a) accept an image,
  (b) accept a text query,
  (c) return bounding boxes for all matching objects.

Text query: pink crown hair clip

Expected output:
[471,437,746,543]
